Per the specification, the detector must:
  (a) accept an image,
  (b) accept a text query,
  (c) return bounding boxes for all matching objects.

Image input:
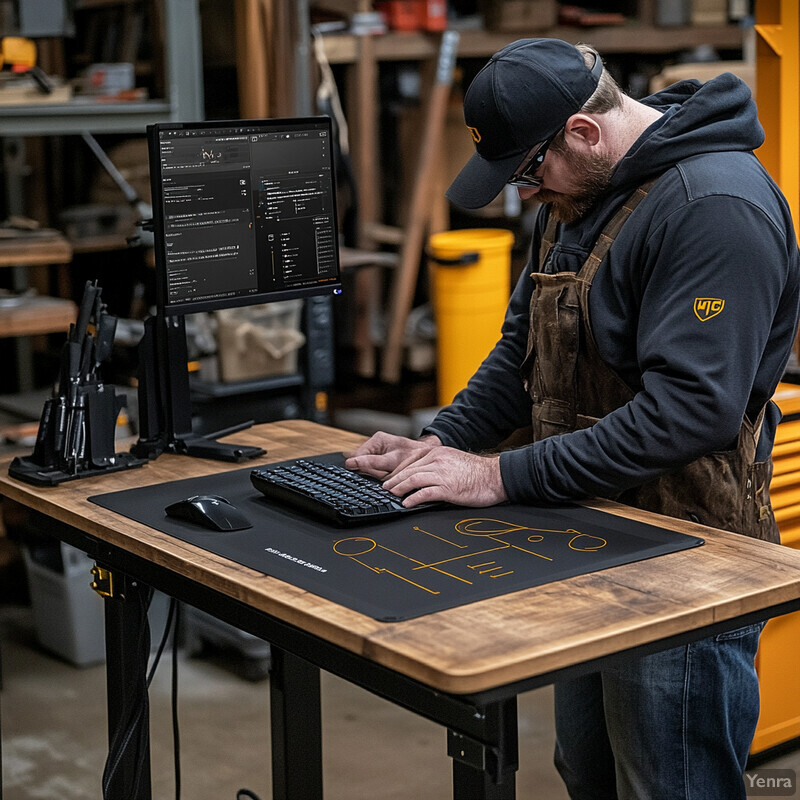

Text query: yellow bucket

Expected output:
[428,228,513,405]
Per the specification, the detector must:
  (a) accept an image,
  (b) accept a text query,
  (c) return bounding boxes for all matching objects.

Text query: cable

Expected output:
[144,595,182,799]
[147,595,176,688]
[172,602,181,800]
[102,584,153,799]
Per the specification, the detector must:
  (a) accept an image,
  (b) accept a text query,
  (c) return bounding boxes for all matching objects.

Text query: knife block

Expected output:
[7,281,147,486]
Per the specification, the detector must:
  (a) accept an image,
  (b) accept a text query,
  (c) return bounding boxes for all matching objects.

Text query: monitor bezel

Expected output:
[147,116,343,317]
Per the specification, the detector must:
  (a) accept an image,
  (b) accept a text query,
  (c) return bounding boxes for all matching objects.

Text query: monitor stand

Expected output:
[132,313,266,463]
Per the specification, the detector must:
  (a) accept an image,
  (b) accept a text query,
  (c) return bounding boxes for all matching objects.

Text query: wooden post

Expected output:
[380,31,459,384]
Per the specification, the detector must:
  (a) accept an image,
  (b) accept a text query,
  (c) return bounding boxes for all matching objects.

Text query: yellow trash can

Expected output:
[428,228,513,405]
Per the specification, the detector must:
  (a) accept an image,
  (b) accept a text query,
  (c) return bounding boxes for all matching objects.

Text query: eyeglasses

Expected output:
[507,132,560,188]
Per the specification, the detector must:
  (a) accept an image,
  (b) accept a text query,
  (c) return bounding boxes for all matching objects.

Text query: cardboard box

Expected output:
[481,0,558,32]
[215,299,305,383]
[649,61,755,95]
[691,0,727,25]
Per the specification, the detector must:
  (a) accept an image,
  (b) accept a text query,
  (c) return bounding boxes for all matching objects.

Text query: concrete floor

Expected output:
[0,603,569,800]
[3,602,800,800]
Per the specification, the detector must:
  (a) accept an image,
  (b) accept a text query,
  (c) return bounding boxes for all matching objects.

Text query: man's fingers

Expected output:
[383,448,507,508]
[399,485,441,508]
[344,453,392,478]
[345,432,439,479]
[382,450,430,481]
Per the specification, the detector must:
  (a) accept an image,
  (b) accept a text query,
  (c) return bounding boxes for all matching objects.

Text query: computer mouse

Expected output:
[165,495,252,532]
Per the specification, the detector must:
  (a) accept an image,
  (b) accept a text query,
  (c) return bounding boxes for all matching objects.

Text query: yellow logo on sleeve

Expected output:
[694,297,725,321]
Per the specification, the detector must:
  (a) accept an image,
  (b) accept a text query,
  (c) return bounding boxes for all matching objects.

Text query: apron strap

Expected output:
[751,403,767,447]
[577,177,658,282]
[538,213,559,269]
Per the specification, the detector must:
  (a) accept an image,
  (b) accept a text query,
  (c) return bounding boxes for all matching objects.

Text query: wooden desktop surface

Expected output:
[2,419,800,695]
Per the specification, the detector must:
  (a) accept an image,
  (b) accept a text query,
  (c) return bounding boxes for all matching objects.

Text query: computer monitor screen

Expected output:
[147,116,342,316]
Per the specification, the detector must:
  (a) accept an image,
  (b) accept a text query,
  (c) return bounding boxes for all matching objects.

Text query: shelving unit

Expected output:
[0,295,76,339]
[321,22,745,65]
[0,231,75,393]
[313,7,746,379]
[0,0,203,401]
[0,0,203,137]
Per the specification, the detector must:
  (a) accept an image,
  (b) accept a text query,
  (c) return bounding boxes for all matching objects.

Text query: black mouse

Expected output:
[165,495,252,532]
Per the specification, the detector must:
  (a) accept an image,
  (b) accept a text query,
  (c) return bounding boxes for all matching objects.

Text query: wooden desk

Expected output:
[3,420,800,799]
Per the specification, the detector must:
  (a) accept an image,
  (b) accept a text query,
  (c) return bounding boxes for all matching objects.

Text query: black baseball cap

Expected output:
[446,39,603,209]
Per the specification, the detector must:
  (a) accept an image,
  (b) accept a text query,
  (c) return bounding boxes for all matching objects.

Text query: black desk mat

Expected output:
[89,453,704,621]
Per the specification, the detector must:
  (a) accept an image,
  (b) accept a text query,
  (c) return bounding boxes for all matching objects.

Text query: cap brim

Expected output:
[445,149,524,210]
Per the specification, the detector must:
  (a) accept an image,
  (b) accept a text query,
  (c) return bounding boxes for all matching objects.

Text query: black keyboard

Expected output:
[250,457,439,526]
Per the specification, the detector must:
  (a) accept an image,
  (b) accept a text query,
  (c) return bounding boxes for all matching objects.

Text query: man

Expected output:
[346,38,800,799]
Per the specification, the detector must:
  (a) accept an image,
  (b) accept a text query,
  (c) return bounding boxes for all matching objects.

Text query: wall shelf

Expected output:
[0,100,174,137]
[0,0,203,138]
[321,24,745,65]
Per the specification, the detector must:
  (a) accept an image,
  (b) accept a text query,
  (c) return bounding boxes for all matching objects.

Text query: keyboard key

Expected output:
[250,457,442,526]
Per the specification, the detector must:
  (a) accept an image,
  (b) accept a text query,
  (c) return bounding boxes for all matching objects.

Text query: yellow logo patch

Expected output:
[467,125,481,143]
[693,297,725,321]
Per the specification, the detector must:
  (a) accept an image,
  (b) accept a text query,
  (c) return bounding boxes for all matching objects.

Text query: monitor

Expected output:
[134,116,342,463]
[147,116,342,316]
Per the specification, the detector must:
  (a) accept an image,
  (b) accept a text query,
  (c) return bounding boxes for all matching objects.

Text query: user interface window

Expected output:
[156,121,339,308]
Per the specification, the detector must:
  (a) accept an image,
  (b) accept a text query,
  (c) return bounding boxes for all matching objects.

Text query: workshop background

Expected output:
[1,1,800,798]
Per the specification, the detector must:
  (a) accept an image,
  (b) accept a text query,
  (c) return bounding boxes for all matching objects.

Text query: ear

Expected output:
[563,113,601,150]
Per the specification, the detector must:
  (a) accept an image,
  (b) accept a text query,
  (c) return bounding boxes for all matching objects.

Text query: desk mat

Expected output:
[89,453,704,622]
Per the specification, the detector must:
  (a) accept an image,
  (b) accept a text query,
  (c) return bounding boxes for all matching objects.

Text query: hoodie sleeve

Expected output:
[499,190,797,504]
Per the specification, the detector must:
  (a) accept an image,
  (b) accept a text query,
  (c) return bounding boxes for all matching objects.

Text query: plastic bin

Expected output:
[23,541,105,666]
[428,229,513,405]
[23,541,171,667]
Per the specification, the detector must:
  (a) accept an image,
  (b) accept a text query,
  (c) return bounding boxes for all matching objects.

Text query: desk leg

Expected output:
[448,698,518,800]
[270,647,323,800]
[103,577,152,800]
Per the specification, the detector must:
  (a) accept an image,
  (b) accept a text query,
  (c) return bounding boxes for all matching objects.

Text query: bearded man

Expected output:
[346,38,800,799]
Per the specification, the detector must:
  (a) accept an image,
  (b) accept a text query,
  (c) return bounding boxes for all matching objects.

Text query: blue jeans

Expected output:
[553,622,764,800]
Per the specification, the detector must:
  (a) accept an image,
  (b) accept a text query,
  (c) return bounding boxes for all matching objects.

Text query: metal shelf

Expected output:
[0,0,203,137]
[321,24,746,65]
[0,100,175,137]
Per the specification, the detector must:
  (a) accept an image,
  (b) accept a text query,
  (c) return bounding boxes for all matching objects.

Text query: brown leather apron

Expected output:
[520,181,779,542]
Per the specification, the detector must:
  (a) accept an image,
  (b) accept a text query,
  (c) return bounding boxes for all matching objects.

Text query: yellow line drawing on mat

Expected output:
[429,566,473,585]
[378,569,440,594]
[414,544,508,571]
[333,535,471,588]
[569,534,608,550]
[333,517,608,596]
[350,558,381,574]
[412,525,468,548]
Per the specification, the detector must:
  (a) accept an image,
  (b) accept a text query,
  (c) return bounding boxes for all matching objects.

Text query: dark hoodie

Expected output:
[425,74,800,505]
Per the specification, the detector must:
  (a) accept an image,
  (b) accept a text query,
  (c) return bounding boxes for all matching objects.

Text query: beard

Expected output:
[535,146,616,224]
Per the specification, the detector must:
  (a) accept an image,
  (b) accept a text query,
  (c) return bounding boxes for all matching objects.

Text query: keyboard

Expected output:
[250,456,440,526]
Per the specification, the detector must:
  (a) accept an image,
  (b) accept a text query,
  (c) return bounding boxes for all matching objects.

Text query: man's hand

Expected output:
[346,431,507,508]
[381,447,508,508]
[344,431,441,480]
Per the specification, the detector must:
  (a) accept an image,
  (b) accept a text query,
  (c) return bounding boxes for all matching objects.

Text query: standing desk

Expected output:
[3,419,800,799]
